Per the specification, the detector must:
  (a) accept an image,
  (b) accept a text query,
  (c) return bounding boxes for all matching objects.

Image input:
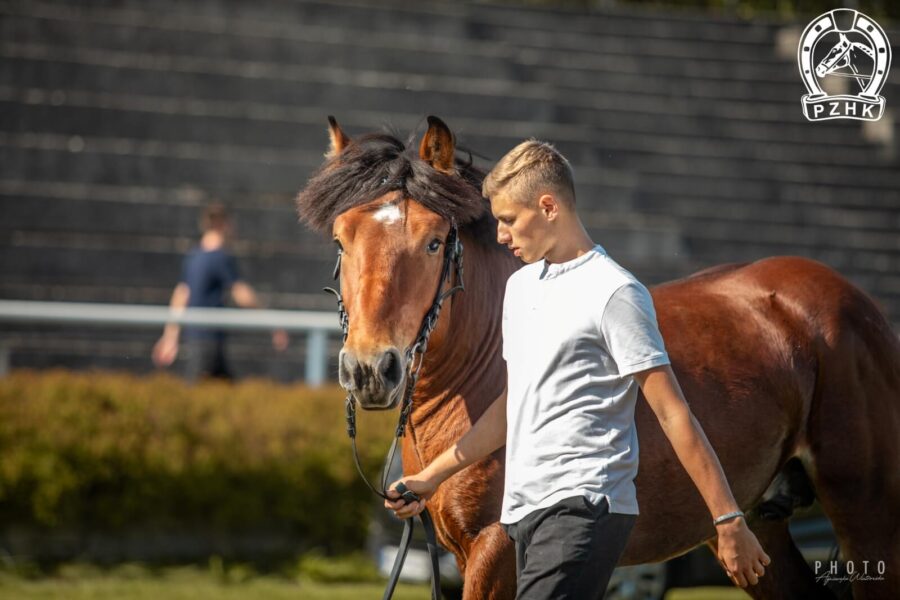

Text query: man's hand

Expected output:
[384,475,439,520]
[382,386,507,521]
[154,283,189,367]
[271,329,289,352]
[715,517,771,588]
[152,334,179,367]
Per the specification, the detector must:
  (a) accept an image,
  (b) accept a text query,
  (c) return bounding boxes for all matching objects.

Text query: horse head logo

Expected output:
[798,9,891,121]
[815,32,875,91]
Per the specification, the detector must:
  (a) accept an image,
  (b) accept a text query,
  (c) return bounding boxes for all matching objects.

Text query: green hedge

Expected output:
[0,370,400,555]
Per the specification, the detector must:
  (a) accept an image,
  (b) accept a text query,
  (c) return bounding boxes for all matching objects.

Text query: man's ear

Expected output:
[326,115,350,159]
[538,194,559,221]
[419,115,456,174]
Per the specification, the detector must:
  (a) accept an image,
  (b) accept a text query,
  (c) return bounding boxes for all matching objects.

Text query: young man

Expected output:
[385,141,770,598]
[152,203,287,380]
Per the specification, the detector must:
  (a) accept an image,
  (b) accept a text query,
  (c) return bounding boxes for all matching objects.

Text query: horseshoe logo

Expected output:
[798,9,891,121]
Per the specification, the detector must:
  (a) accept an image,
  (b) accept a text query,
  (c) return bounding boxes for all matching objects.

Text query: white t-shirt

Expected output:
[500,244,670,524]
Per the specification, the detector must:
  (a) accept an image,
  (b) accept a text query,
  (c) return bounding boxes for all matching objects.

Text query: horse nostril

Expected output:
[378,348,403,390]
[339,351,362,391]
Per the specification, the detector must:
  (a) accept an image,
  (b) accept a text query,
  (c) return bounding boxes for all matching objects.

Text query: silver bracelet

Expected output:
[713,510,744,526]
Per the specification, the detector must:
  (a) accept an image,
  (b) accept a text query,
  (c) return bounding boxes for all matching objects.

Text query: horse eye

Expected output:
[427,238,442,254]
[334,238,343,252]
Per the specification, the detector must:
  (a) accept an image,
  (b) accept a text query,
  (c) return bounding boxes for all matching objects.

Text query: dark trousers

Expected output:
[183,338,233,382]
[502,496,637,600]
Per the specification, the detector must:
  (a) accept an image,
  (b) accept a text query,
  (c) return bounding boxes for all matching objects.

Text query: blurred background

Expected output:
[0,0,897,598]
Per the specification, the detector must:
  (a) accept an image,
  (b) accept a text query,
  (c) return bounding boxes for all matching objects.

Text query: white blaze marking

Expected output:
[373,203,402,224]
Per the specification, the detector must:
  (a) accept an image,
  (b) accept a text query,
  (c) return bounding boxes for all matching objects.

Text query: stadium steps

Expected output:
[1,0,897,376]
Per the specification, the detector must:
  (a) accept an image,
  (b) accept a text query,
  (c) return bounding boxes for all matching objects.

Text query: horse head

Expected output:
[816,32,852,77]
[296,116,492,410]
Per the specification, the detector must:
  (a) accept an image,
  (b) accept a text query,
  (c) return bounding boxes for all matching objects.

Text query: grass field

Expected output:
[0,564,429,600]
[0,564,749,600]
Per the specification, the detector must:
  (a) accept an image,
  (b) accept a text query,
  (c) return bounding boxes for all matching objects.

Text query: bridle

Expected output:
[323,217,464,600]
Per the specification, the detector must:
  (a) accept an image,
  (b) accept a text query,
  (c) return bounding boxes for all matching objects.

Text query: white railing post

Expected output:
[0,300,342,383]
[305,329,328,387]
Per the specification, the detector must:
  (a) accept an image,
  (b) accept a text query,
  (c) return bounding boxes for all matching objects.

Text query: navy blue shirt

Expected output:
[180,247,240,340]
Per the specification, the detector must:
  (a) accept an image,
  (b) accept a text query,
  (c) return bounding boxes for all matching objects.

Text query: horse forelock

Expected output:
[296,130,497,245]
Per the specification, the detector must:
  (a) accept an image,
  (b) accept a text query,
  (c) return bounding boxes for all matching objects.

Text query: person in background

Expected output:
[152,202,288,380]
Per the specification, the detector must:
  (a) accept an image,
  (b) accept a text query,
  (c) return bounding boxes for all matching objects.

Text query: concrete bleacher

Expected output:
[1,0,898,379]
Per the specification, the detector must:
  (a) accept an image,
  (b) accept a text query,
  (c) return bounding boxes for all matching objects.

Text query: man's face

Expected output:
[490,191,553,263]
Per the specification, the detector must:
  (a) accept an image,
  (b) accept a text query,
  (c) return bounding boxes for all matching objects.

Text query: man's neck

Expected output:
[543,228,595,264]
[200,231,225,251]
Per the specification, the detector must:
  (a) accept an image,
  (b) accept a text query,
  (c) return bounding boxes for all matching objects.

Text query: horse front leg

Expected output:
[461,522,517,599]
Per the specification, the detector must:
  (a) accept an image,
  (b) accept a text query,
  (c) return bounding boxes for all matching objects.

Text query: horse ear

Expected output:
[419,115,456,174]
[326,115,350,159]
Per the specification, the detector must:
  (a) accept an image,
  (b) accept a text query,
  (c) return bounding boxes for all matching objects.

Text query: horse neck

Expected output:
[406,235,516,450]
[851,44,874,60]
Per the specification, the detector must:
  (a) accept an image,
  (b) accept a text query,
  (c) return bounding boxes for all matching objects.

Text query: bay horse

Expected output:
[296,116,900,599]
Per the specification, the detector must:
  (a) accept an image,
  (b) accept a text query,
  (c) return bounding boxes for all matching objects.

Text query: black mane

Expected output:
[296,131,496,244]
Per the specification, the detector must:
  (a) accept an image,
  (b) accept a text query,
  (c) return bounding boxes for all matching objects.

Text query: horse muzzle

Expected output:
[338,347,405,410]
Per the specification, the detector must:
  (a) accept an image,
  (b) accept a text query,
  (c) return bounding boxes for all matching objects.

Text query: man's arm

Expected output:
[152,283,190,367]
[384,386,507,519]
[634,364,771,588]
[231,281,260,308]
[634,364,740,517]
[230,281,288,351]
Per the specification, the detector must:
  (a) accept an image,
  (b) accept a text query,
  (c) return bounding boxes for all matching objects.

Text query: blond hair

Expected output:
[482,139,575,205]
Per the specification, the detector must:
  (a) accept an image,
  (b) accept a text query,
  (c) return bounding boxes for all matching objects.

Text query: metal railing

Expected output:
[0,300,341,385]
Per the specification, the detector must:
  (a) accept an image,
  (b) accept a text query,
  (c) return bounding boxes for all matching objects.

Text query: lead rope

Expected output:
[324,221,464,600]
